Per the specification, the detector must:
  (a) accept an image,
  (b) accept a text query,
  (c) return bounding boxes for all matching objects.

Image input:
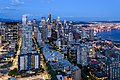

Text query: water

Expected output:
[97,29,120,41]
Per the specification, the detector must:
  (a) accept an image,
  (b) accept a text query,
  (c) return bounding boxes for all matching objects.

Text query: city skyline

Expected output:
[0,13,120,80]
[0,0,120,21]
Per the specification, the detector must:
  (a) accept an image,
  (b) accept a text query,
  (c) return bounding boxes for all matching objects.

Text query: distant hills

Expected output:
[0,18,20,22]
[0,18,120,23]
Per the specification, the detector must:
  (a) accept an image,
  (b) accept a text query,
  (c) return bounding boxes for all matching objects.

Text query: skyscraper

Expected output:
[68,32,74,42]
[56,38,61,49]
[57,16,61,22]
[80,45,88,66]
[47,14,51,23]
[89,27,94,40]
[18,53,40,71]
[21,25,32,54]
[106,53,120,80]
[0,36,2,47]
[33,19,37,31]
[81,30,87,39]
[52,19,57,29]
[47,25,52,38]
[5,24,18,43]
[77,46,80,64]
[88,46,95,58]
[40,17,46,26]
[22,15,27,25]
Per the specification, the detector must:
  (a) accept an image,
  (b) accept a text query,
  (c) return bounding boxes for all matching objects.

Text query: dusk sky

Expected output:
[0,0,120,21]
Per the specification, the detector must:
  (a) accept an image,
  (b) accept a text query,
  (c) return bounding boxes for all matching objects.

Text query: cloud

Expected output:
[10,0,24,6]
[1,6,17,11]
[0,6,18,14]
[64,16,76,18]
[23,13,33,16]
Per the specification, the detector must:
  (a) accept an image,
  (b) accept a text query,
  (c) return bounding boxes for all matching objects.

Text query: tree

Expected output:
[48,70,58,80]
[41,68,44,73]
[8,68,18,77]
[77,64,82,69]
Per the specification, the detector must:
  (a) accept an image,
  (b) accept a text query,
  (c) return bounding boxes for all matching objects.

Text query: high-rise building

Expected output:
[21,25,32,54]
[40,17,48,42]
[0,24,6,41]
[67,47,77,64]
[37,30,42,44]
[18,54,28,70]
[47,14,51,23]
[77,46,80,64]
[22,15,27,25]
[80,45,88,66]
[5,23,19,43]
[52,19,57,29]
[40,17,46,26]
[33,19,37,25]
[56,38,61,49]
[88,46,95,58]
[81,30,87,39]
[0,22,19,44]
[64,20,67,27]
[18,53,40,71]
[89,27,94,40]
[68,32,74,42]
[42,26,48,42]
[47,25,52,38]
[57,16,61,22]
[106,53,120,80]
[0,36,2,47]
[51,29,57,41]
[33,19,37,31]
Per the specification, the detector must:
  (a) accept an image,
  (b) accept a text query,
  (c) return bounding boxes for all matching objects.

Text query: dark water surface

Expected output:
[97,29,120,41]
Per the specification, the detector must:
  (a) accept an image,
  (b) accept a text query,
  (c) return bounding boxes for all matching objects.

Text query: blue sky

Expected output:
[0,0,120,20]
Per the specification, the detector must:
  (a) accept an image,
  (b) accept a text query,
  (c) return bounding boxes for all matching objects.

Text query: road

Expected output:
[32,37,51,80]
[10,37,22,70]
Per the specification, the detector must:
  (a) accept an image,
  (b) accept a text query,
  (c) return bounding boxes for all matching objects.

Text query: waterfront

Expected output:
[97,29,120,41]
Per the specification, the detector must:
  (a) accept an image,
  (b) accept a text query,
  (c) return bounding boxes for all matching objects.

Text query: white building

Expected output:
[56,38,61,49]
[35,55,39,69]
[68,32,73,42]
[22,15,27,25]
[57,16,61,22]
[19,55,28,70]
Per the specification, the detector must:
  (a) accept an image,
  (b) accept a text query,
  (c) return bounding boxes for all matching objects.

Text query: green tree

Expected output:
[8,68,18,77]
